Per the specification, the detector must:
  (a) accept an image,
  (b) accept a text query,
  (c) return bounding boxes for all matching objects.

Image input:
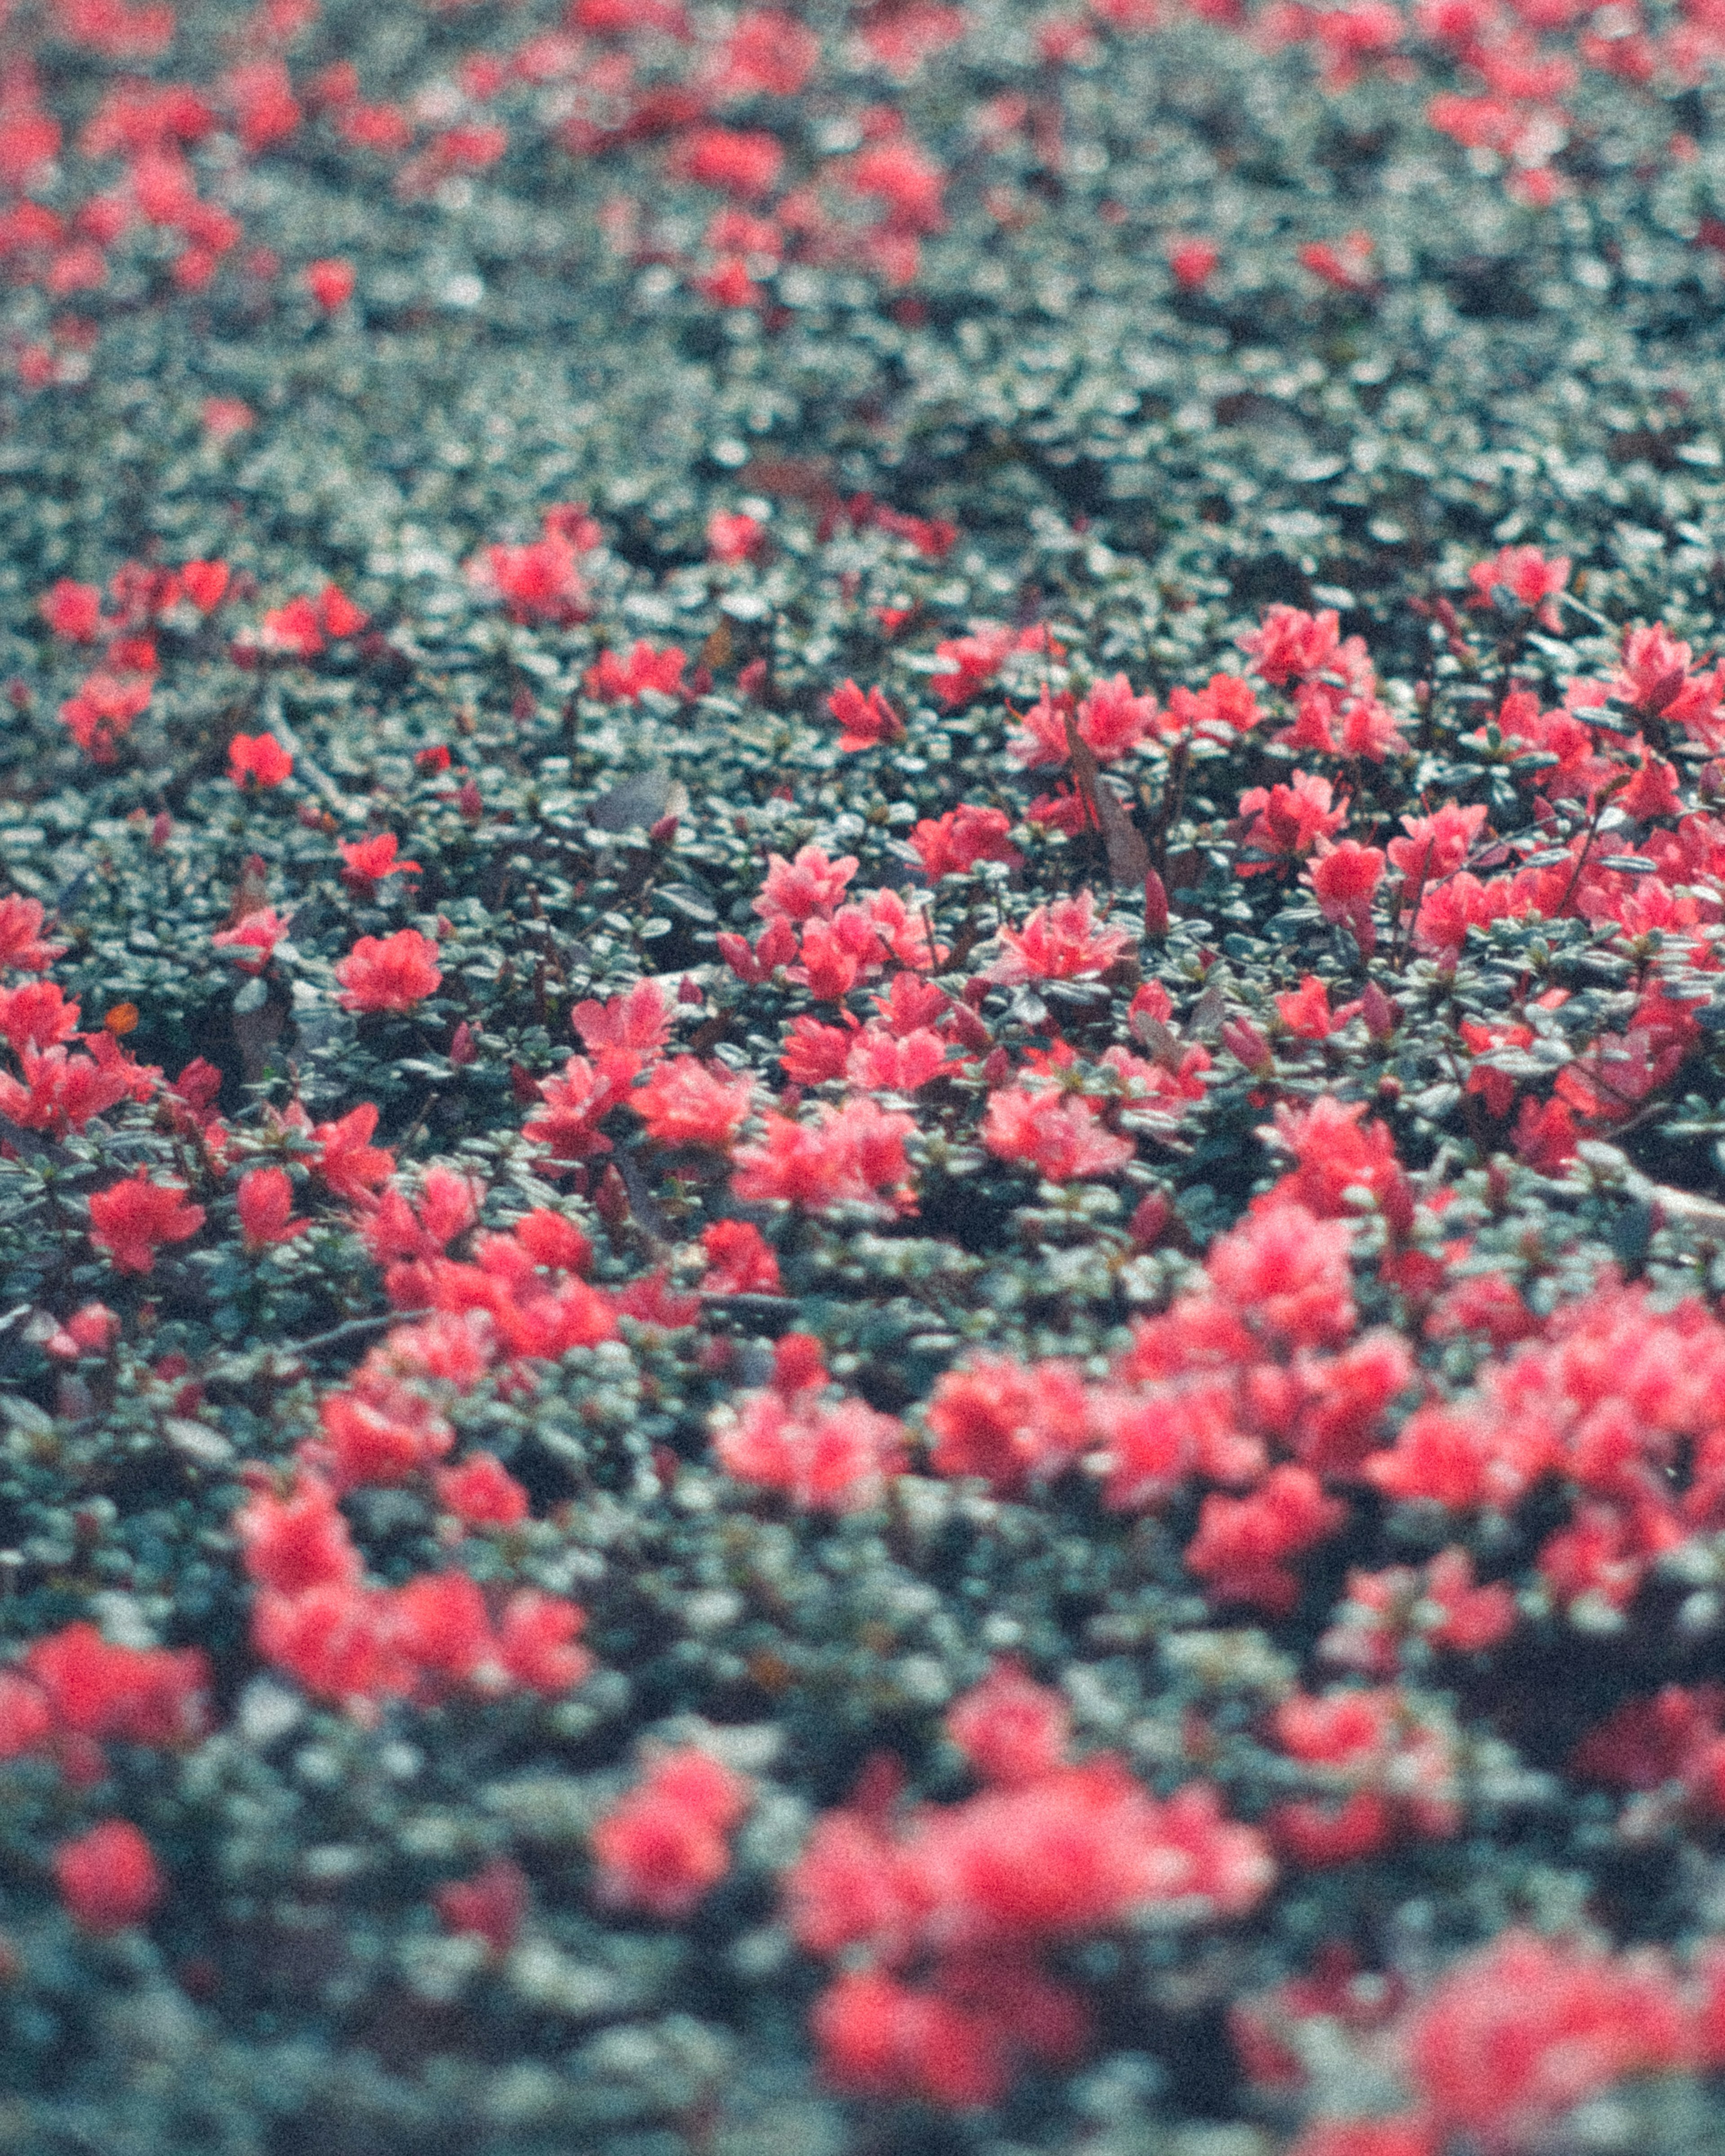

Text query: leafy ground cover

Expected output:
[17,0,1725,2149]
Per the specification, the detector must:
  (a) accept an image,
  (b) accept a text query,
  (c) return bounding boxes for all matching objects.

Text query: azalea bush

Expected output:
[14,0,1725,2148]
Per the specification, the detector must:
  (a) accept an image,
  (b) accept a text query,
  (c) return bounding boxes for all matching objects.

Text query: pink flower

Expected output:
[732,1096,916,1214]
[1467,544,1570,629]
[986,891,1131,984]
[708,510,768,563]
[981,1088,1134,1180]
[335,928,442,1013]
[584,641,686,702]
[713,1383,906,1511]
[909,804,1022,879]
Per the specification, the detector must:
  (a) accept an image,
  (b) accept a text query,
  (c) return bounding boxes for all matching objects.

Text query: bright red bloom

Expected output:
[909,803,1022,879]
[181,560,230,613]
[235,1476,362,1595]
[827,679,905,750]
[731,1096,916,1215]
[88,1172,204,1274]
[1168,237,1220,289]
[700,1218,782,1295]
[1184,1465,1347,1615]
[1402,1930,1688,2145]
[946,1658,1071,1788]
[471,513,593,625]
[671,124,784,198]
[227,732,292,787]
[435,1453,531,1529]
[924,1355,1090,1496]
[236,1166,309,1250]
[584,641,687,702]
[982,1087,1134,1180]
[211,906,291,973]
[55,1820,163,1934]
[0,979,80,1051]
[338,832,420,895]
[59,670,150,760]
[311,1101,396,1200]
[0,897,66,972]
[335,928,442,1013]
[707,509,768,562]
[752,844,858,923]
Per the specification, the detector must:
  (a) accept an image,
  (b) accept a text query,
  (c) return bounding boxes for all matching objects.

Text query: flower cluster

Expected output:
[789,1660,1273,2108]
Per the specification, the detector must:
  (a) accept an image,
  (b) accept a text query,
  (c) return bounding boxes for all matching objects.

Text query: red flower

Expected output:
[0,896,65,972]
[712,1383,906,1511]
[591,1745,753,1919]
[434,1858,529,1957]
[227,732,292,787]
[827,679,905,751]
[1168,237,1220,290]
[731,1096,916,1215]
[1309,842,1386,956]
[335,928,442,1013]
[59,670,150,760]
[40,578,102,641]
[55,1819,163,1934]
[707,510,768,562]
[584,641,687,702]
[1237,770,1348,869]
[236,1166,309,1250]
[909,803,1022,879]
[981,1088,1134,1180]
[304,256,355,310]
[1403,1930,1687,2144]
[212,907,291,974]
[310,1101,396,1200]
[181,560,230,613]
[1467,543,1570,629]
[88,1172,205,1274]
[0,979,79,1051]
[671,125,785,198]
[435,1453,531,1528]
[699,1219,782,1295]
[470,518,591,625]
[924,1355,1090,1496]
[630,1056,755,1150]
[337,831,421,896]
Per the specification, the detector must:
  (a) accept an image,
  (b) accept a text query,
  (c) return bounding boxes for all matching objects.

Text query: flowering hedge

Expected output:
[12,0,1725,2147]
